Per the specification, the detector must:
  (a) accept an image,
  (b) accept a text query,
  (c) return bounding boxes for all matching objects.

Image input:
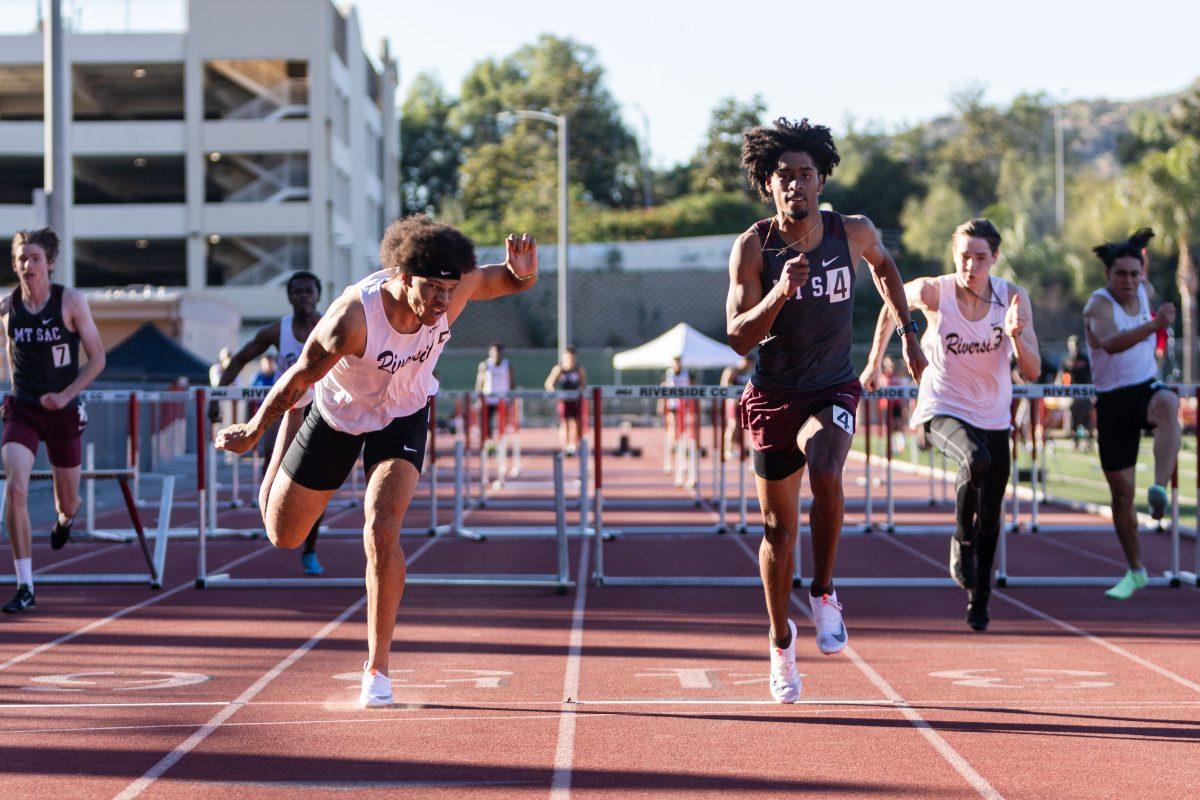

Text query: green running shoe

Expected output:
[1104,569,1149,600]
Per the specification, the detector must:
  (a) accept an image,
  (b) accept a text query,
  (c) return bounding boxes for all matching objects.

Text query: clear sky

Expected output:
[350,0,1199,166]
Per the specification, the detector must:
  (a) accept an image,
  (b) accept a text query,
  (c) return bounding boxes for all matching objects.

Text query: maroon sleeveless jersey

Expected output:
[7,284,81,406]
[750,211,856,392]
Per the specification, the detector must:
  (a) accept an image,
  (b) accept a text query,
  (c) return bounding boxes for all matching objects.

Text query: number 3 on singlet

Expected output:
[52,343,71,367]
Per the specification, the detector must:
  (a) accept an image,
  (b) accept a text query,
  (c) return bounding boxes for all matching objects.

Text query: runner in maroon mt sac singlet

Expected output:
[725,118,926,703]
[2,227,107,614]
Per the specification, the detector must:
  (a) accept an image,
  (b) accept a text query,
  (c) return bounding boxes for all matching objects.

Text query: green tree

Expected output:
[900,183,970,267]
[689,96,767,197]
[1126,137,1200,380]
[399,73,460,215]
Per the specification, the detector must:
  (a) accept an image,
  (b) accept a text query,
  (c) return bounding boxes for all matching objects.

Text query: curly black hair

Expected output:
[286,269,321,297]
[1092,228,1154,268]
[379,215,477,278]
[741,118,840,201]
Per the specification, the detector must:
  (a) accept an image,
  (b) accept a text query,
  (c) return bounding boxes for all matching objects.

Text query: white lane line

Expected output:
[0,546,272,673]
[733,536,1003,800]
[550,542,590,800]
[883,536,1200,695]
[112,535,441,800]
[5,713,557,737]
[34,544,125,574]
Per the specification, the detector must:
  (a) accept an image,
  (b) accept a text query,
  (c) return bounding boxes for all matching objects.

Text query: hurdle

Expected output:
[0,467,171,589]
[196,445,574,592]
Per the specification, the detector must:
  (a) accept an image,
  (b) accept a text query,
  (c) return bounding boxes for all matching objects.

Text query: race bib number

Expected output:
[832,406,855,435]
[52,343,71,367]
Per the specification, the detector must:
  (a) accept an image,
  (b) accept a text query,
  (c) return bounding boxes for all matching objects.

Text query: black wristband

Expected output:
[896,320,919,337]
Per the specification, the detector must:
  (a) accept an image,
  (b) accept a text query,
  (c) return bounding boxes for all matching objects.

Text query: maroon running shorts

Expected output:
[557,399,583,423]
[739,379,862,453]
[1,395,87,468]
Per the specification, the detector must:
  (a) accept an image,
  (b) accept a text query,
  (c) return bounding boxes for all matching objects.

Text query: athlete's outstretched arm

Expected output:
[860,278,938,390]
[42,288,106,410]
[219,322,278,386]
[725,231,807,355]
[847,216,926,384]
[448,234,538,324]
[215,294,365,455]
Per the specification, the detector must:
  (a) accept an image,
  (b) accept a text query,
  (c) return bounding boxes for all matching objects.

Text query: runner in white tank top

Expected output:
[215,218,539,707]
[1082,227,1179,600]
[475,342,512,439]
[210,271,325,574]
[862,219,1040,631]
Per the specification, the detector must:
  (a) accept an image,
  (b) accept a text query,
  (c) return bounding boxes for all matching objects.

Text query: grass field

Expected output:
[863,430,1199,530]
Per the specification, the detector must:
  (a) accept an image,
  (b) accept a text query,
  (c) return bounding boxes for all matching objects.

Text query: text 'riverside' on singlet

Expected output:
[8,284,80,406]
[314,271,449,435]
[278,313,314,407]
[911,274,1012,431]
[751,211,857,392]
[1088,284,1157,393]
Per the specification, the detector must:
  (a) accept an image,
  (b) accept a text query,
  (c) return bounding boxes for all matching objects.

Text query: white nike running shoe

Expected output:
[769,619,801,703]
[810,591,848,654]
[357,661,393,708]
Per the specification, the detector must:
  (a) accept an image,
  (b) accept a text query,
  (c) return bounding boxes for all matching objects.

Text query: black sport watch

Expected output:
[896,320,920,338]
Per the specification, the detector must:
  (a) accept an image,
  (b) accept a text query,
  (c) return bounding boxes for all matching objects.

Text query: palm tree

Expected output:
[1125,137,1200,382]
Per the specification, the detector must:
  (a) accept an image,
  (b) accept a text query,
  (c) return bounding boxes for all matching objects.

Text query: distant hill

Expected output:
[918,80,1194,176]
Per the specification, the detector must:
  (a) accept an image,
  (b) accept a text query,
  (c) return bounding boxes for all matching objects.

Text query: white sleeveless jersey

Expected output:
[664,367,690,409]
[314,271,449,435]
[1088,284,1157,392]
[911,274,1013,430]
[278,313,314,406]
[481,358,511,398]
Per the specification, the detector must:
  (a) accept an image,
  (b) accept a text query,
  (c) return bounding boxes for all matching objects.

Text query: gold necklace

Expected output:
[763,215,823,258]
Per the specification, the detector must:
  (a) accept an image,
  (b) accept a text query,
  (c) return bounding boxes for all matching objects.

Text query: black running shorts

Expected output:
[281,402,429,491]
[1094,380,1173,472]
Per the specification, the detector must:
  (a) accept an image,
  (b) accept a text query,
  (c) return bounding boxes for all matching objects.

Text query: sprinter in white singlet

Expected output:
[213,271,325,574]
[475,342,512,441]
[215,216,538,708]
[1083,228,1179,600]
[862,219,1041,631]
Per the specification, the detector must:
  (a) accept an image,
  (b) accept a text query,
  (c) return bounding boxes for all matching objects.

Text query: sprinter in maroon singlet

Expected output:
[2,228,106,614]
[726,119,926,702]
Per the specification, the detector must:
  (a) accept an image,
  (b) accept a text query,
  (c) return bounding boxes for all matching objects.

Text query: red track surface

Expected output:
[1,427,1198,798]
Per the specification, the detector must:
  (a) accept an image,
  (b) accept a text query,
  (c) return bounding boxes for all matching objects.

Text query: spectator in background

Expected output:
[209,347,234,388]
[1057,334,1094,450]
[475,341,512,442]
[720,356,752,458]
[544,346,587,455]
[252,355,277,387]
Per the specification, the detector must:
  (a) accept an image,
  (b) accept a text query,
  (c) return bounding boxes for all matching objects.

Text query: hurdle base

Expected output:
[0,573,159,589]
[997,575,1180,587]
[200,573,575,589]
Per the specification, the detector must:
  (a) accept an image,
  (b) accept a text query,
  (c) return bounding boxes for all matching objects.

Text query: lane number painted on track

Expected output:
[635,667,776,689]
[333,669,515,689]
[25,670,211,693]
[929,668,1114,689]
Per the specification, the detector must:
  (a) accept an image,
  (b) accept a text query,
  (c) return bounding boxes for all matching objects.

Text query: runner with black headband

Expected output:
[862,218,1041,631]
[216,216,538,708]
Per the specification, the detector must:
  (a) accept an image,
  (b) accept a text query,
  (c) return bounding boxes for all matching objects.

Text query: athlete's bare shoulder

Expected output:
[730,225,765,275]
[840,213,879,241]
[0,291,11,318]
[314,285,368,357]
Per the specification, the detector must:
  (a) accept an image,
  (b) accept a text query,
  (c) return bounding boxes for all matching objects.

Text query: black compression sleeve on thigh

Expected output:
[752,448,806,480]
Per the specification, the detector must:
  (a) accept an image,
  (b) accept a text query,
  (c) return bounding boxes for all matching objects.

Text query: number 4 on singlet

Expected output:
[52,343,71,367]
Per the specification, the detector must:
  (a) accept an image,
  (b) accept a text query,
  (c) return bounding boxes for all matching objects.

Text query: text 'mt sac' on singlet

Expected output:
[751,211,856,392]
[315,271,450,435]
[8,284,80,406]
[1087,283,1157,393]
[911,274,1012,431]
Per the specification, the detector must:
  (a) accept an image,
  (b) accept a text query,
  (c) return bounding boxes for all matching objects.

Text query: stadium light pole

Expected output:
[44,0,74,285]
[498,109,569,355]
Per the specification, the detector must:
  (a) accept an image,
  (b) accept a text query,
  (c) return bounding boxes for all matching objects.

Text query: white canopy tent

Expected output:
[612,323,742,376]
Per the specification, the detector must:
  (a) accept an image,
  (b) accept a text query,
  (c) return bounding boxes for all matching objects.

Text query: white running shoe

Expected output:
[810,591,848,654]
[357,661,393,708]
[769,619,801,703]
